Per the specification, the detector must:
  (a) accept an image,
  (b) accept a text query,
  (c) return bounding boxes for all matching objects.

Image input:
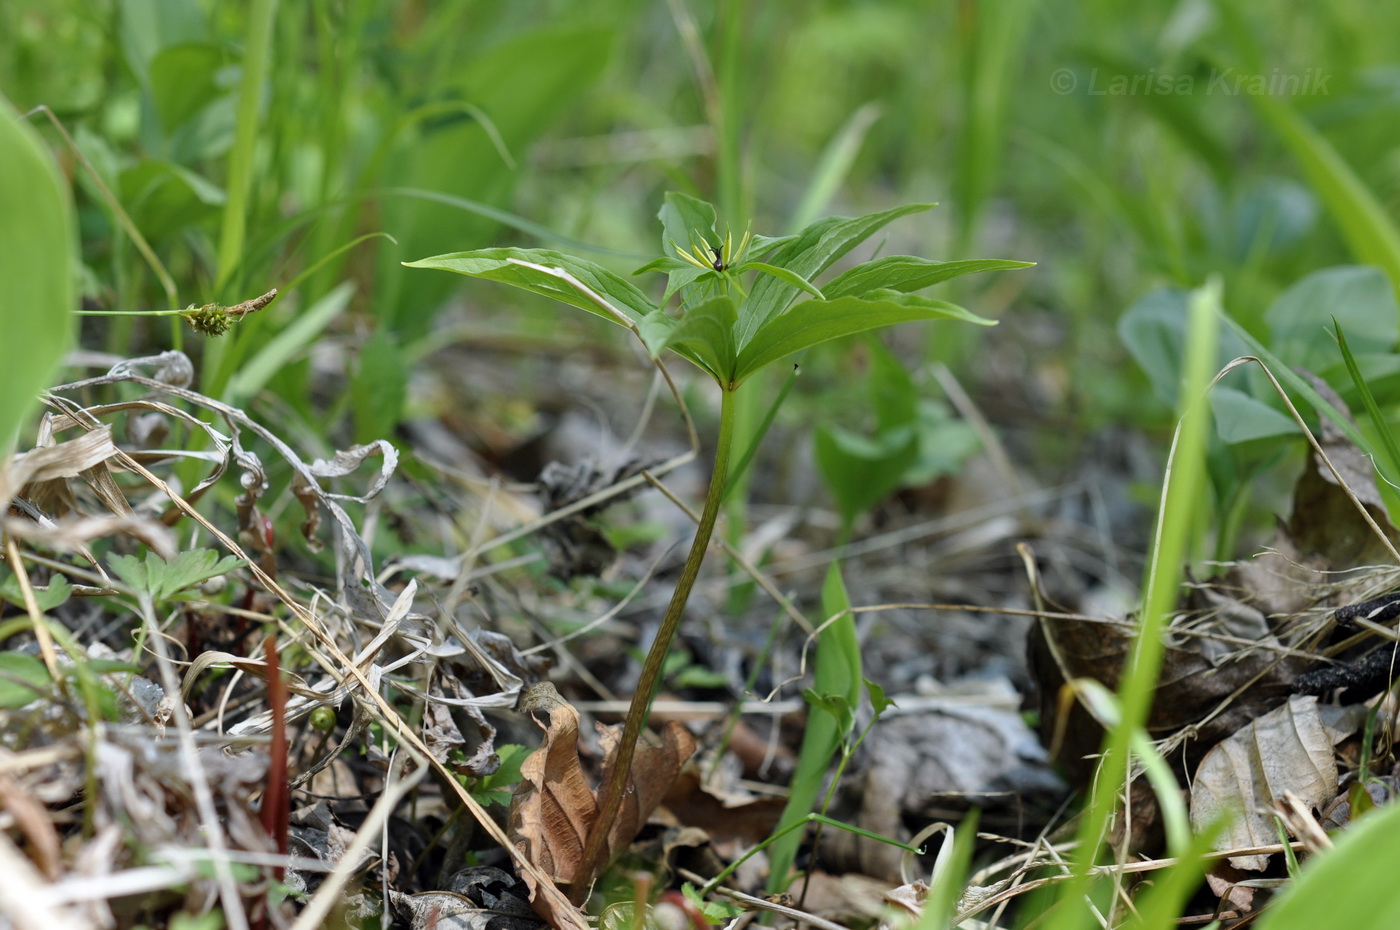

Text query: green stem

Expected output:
[570,387,738,903]
[701,812,918,899]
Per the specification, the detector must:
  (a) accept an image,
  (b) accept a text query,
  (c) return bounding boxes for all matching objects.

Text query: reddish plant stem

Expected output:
[569,387,737,903]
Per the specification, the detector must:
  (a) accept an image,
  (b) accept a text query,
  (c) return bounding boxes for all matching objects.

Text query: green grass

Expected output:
[8,0,1400,925]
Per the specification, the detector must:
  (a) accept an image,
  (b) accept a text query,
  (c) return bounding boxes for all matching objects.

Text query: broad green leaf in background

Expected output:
[734,291,994,385]
[814,338,976,527]
[0,572,72,612]
[1210,385,1299,444]
[1256,800,1400,930]
[0,652,51,708]
[120,159,226,241]
[1118,287,1251,408]
[867,336,919,430]
[815,424,919,528]
[352,329,410,445]
[378,26,616,337]
[148,42,227,133]
[0,97,75,456]
[1249,93,1400,300]
[1265,266,1398,374]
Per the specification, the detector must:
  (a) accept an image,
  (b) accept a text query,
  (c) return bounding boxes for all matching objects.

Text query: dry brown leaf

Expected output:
[1190,694,1363,870]
[507,682,695,917]
[1288,373,1400,567]
[1029,607,1306,784]
[661,765,786,851]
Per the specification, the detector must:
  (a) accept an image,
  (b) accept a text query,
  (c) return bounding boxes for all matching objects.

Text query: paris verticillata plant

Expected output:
[406,191,1031,900]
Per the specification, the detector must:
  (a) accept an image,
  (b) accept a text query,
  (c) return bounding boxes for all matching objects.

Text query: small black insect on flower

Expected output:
[673,225,752,277]
[710,245,727,272]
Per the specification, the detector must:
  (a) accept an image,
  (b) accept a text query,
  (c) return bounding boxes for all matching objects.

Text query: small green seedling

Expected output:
[407,192,1029,900]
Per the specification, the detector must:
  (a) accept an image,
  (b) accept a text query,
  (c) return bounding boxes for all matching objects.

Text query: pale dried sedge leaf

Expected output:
[0,773,62,880]
[4,424,117,488]
[507,683,696,913]
[1190,694,1363,870]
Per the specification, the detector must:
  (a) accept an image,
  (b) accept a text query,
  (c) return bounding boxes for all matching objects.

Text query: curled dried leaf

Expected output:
[507,683,695,917]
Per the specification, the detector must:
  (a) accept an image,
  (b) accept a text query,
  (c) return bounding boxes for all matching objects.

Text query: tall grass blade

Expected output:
[1043,279,1219,930]
[1332,315,1400,487]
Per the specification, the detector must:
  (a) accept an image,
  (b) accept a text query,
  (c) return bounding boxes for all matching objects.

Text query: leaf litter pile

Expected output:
[4,339,1400,930]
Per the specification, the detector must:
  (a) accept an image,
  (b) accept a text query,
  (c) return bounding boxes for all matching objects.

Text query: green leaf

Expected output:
[866,338,918,431]
[0,652,51,708]
[1266,266,1398,373]
[736,203,937,348]
[1221,314,1374,456]
[1334,316,1400,486]
[1256,799,1400,930]
[0,572,72,612]
[815,423,919,528]
[382,26,617,338]
[1210,385,1299,443]
[632,255,687,275]
[682,883,744,923]
[109,549,243,602]
[0,96,75,455]
[352,329,409,443]
[1118,288,1252,408]
[658,191,719,257]
[803,689,855,736]
[864,678,894,716]
[640,296,738,382]
[662,264,718,306]
[766,563,861,893]
[655,192,725,304]
[120,159,226,240]
[1248,92,1400,297]
[404,248,656,326]
[823,256,1033,299]
[746,233,801,258]
[734,291,993,385]
[471,743,529,807]
[734,262,825,300]
[148,42,226,131]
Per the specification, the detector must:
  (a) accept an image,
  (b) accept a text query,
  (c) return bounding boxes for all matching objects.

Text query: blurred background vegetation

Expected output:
[5,0,1400,564]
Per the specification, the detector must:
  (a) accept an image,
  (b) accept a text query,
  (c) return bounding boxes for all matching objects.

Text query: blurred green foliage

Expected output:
[5,0,1400,558]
